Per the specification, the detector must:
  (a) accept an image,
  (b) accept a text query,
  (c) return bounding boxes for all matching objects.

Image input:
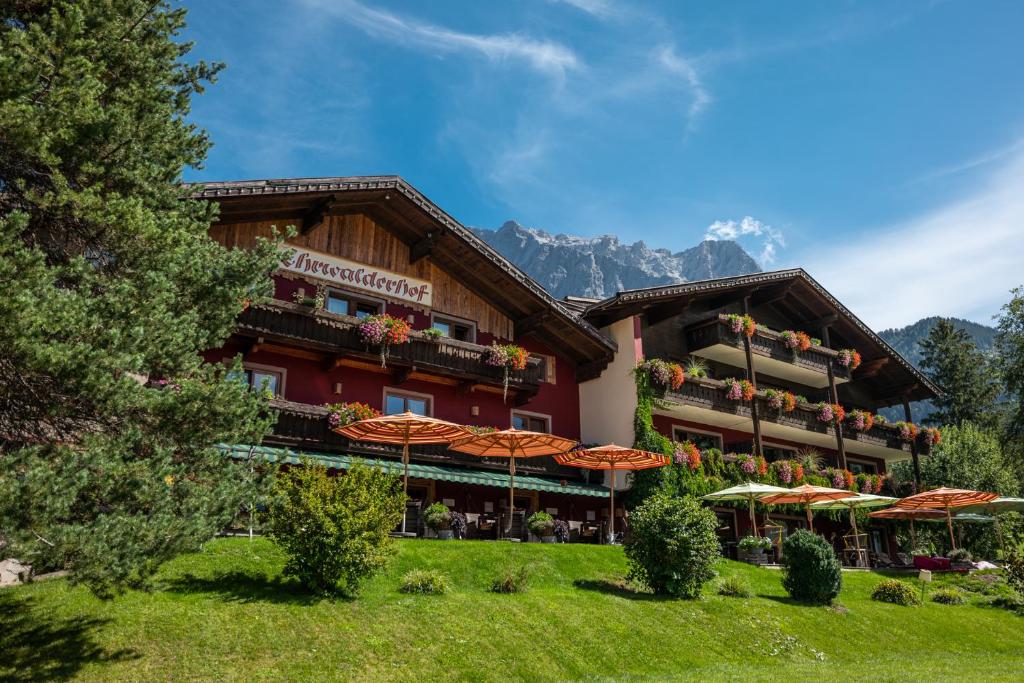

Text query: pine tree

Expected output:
[918,318,1000,429]
[997,287,1024,439]
[0,1,284,596]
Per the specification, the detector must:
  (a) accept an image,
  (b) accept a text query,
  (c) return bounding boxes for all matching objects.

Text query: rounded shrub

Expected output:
[624,493,719,598]
[527,511,555,537]
[399,569,450,595]
[780,530,842,605]
[872,578,921,606]
[490,565,530,593]
[423,502,452,531]
[931,588,966,605]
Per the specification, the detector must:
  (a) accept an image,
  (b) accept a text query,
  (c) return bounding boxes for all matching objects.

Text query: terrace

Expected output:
[237,301,547,402]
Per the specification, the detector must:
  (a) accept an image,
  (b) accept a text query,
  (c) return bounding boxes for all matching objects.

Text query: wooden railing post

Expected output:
[742,297,764,458]
[821,325,848,471]
[903,398,921,487]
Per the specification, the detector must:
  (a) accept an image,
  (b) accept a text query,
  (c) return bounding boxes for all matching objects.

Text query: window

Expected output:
[384,389,431,416]
[763,445,797,463]
[430,313,476,343]
[848,460,878,475]
[535,353,557,384]
[671,427,722,452]
[511,410,551,433]
[229,363,285,397]
[325,289,383,319]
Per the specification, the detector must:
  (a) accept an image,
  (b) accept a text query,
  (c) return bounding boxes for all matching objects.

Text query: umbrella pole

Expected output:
[995,515,1006,558]
[806,502,814,533]
[909,517,916,549]
[749,495,758,538]
[608,466,616,545]
[946,505,956,551]
[401,432,410,535]
[850,506,862,567]
[507,456,516,536]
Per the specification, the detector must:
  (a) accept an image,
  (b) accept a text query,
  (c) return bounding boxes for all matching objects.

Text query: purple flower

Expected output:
[817,403,834,423]
[777,460,792,484]
[740,457,756,475]
[726,381,742,401]
[832,471,845,489]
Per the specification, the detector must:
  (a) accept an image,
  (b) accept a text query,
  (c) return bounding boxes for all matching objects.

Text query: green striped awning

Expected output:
[220,444,610,498]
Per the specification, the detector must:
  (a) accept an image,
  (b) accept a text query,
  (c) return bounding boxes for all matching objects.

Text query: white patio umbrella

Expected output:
[702,482,790,537]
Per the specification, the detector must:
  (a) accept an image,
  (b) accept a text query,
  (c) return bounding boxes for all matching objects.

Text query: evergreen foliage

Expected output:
[267,461,405,595]
[0,1,285,596]
[918,318,1001,428]
[624,493,719,598]
[996,287,1024,441]
[780,530,842,605]
[871,578,921,606]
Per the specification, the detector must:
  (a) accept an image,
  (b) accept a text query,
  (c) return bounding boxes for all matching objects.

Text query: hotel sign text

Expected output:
[282,246,432,306]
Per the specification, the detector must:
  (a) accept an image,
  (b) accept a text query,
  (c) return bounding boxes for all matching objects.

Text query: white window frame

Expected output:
[510,409,551,433]
[324,287,386,318]
[671,425,723,450]
[429,311,477,344]
[383,387,434,416]
[241,361,287,398]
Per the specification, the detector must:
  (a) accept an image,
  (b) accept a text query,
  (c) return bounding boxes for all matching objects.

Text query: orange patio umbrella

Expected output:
[555,444,670,544]
[760,484,855,533]
[894,487,998,550]
[335,411,470,533]
[450,428,577,534]
[868,506,947,549]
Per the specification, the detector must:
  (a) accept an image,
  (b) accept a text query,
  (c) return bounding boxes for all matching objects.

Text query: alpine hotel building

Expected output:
[197,176,938,553]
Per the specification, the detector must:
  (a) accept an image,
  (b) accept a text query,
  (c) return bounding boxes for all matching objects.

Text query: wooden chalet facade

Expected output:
[195,176,938,551]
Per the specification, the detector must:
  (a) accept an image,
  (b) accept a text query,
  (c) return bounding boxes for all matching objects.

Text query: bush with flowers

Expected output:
[637,358,685,392]
[326,402,381,429]
[724,377,755,401]
[780,330,812,352]
[358,314,411,367]
[895,421,919,443]
[816,402,846,426]
[918,427,942,449]
[484,343,529,401]
[835,348,862,371]
[846,409,875,432]
[725,313,756,338]
[674,440,702,471]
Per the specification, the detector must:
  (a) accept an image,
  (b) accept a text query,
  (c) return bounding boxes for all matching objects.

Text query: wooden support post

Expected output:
[903,398,922,487]
[742,297,763,458]
[821,325,848,470]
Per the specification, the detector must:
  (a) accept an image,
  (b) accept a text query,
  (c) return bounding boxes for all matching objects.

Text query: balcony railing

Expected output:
[664,377,908,453]
[265,399,584,479]
[686,316,851,383]
[238,301,546,394]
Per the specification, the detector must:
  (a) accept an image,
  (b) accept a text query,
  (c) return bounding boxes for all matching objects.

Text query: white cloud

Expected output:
[546,0,617,20]
[655,45,712,122]
[705,216,786,265]
[801,146,1024,330]
[300,0,580,80]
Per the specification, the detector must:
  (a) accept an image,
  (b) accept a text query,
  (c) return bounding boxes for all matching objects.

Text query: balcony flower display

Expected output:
[895,421,919,443]
[674,441,701,470]
[780,330,812,352]
[816,402,846,426]
[738,454,757,476]
[764,388,797,412]
[793,462,805,483]
[725,313,756,338]
[724,377,755,401]
[919,427,942,447]
[836,348,862,370]
[772,459,794,485]
[326,401,382,429]
[846,409,874,432]
[359,313,411,367]
[485,343,529,401]
[292,284,326,310]
[639,358,685,391]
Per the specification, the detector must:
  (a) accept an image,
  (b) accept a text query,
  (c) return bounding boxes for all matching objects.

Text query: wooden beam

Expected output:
[645,300,691,326]
[514,310,553,338]
[239,336,264,359]
[456,380,477,396]
[903,399,921,487]
[410,230,441,264]
[742,296,764,459]
[856,357,890,378]
[301,196,334,235]
[392,366,414,385]
[821,326,848,470]
[749,284,793,308]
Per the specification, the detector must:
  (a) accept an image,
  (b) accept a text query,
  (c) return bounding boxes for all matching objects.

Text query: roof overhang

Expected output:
[584,269,939,404]
[189,176,616,378]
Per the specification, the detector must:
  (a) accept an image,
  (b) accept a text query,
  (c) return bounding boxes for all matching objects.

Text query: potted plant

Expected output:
[553,519,570,543]
[724,377,755,401]
[638,358,685,391]
[835,348,862,370]
[292,285,325,309]
[421,326,445,342]
[325,401,381,429]
[423,502,454,540]
[527,511,556,543]
[358,313,411,368]
[484,342,529,401]
[737,535,773,564]
[725,313,756,338]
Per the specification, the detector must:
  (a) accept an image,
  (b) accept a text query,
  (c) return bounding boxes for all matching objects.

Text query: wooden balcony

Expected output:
[237,301,546,401]
[264,399,583,479]
[686,316,851,389]
[658,377,910,461]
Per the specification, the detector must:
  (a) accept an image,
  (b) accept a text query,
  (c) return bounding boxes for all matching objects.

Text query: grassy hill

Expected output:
[3,538,1022,682]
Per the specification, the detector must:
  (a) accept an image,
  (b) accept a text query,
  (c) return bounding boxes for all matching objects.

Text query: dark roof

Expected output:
[584,268,940,404]
[188,176,616,376]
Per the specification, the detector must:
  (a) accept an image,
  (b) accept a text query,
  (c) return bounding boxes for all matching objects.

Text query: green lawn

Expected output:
[3,538,1022,682]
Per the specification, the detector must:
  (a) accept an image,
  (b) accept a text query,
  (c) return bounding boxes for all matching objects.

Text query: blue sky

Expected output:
[181,0,1024,330]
